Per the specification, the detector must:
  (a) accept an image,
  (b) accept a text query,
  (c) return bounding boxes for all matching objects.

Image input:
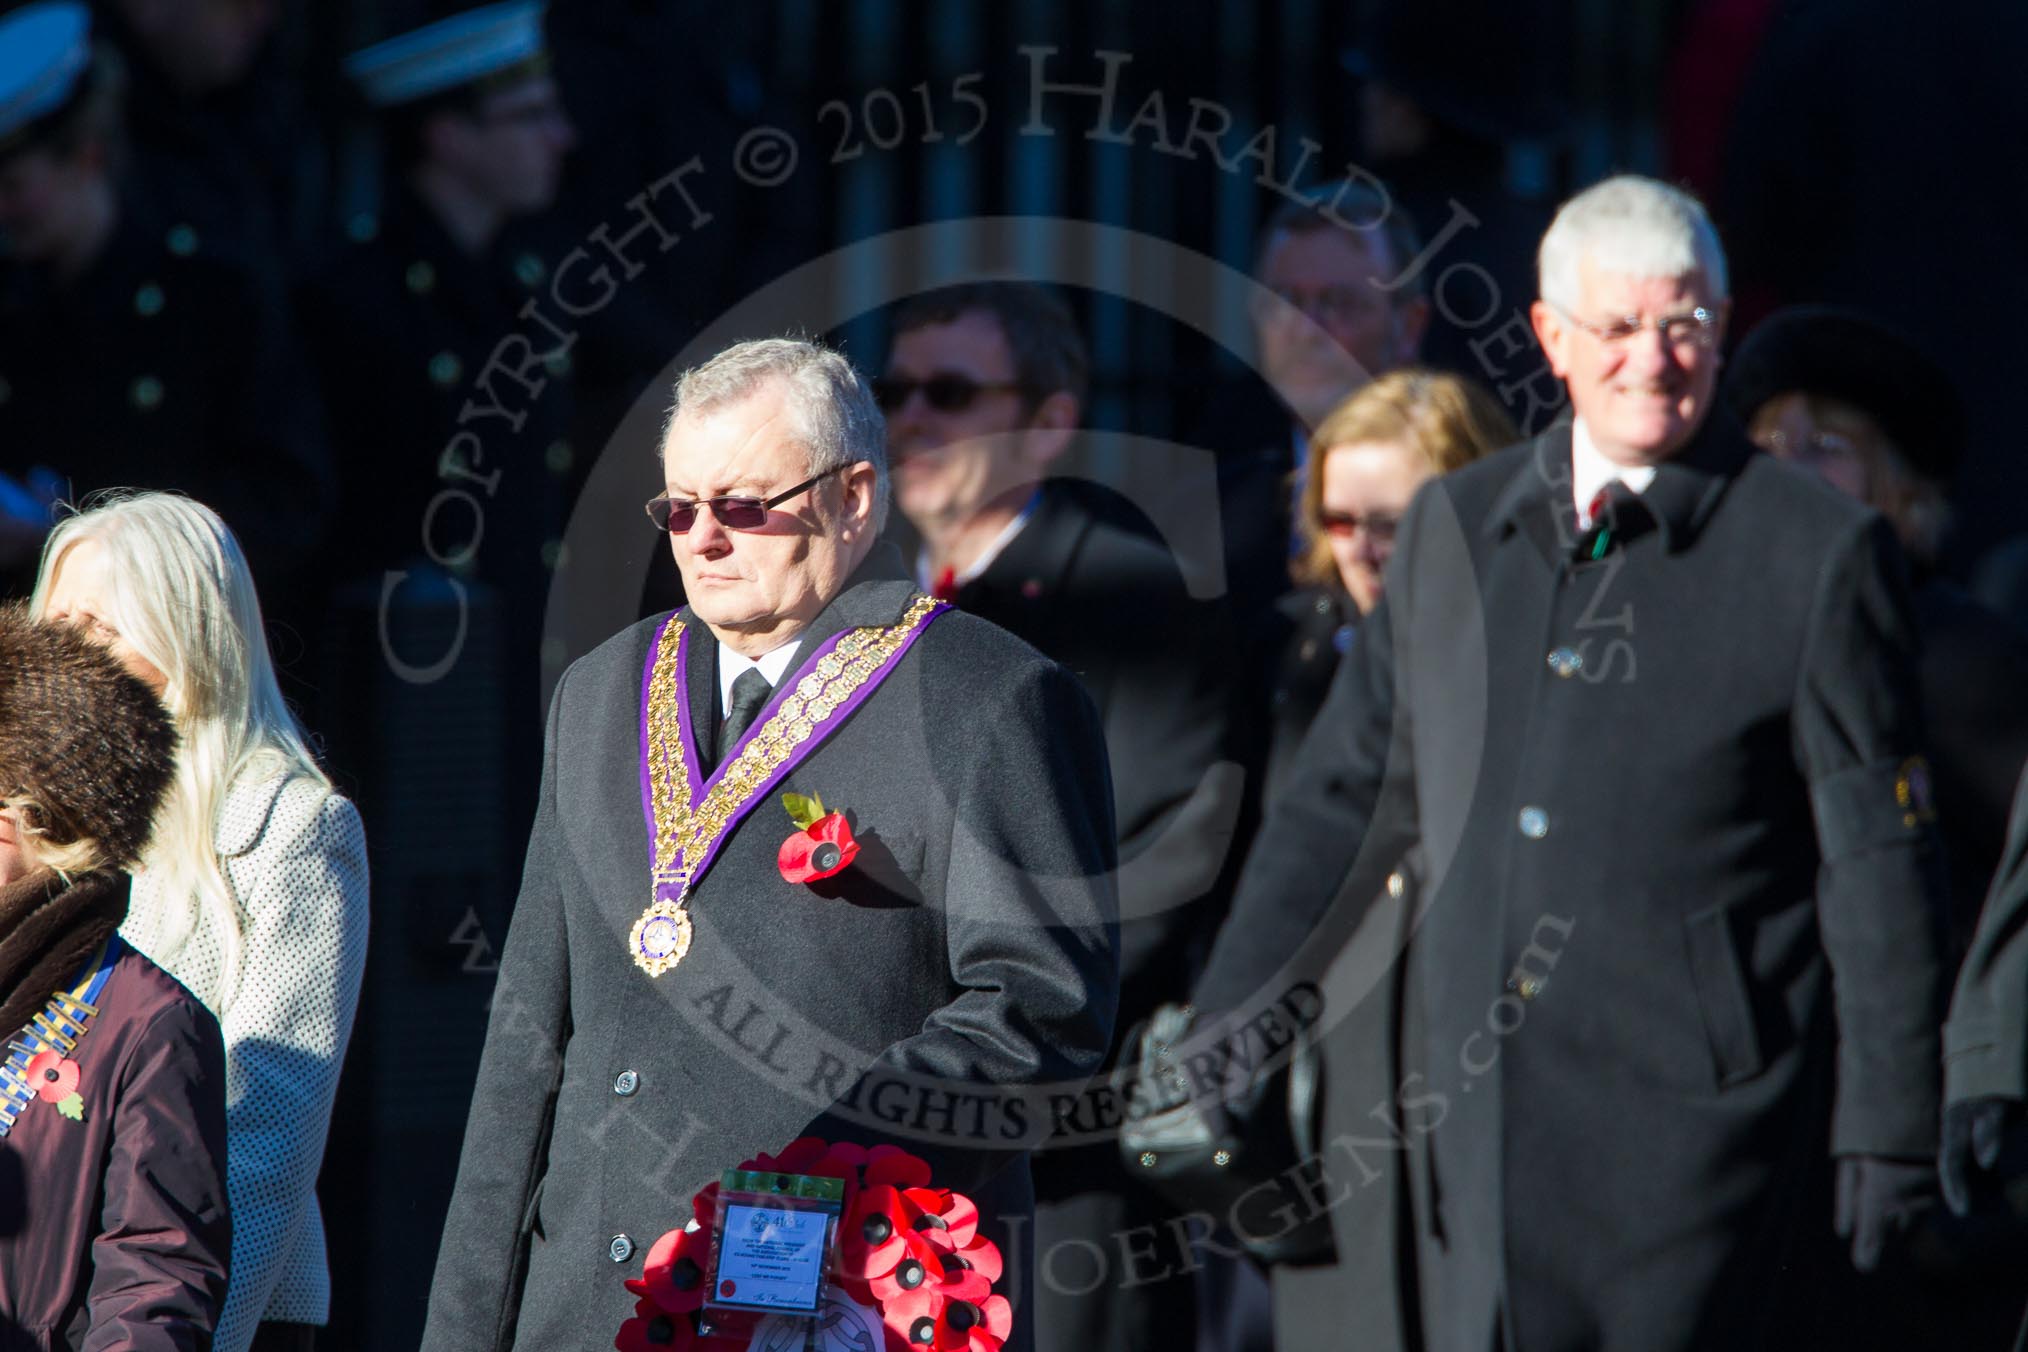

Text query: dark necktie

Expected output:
[1576,484,1637,561]
[717,667,773,768]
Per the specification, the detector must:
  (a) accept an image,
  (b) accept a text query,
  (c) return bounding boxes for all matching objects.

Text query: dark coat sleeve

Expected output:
[812,657,1122,1195]
[1794,515,1951,1157]
[421,668,573,1351]
[1944,761,2028,1103]
[1102,561,1240,1006]
[1191,493,1422,1021]
[85,992,231,1352]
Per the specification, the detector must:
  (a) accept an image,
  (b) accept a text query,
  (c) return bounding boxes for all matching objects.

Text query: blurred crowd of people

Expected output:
[4,2,2028,1351]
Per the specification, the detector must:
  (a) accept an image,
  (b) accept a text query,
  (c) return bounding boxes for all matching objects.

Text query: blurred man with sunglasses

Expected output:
[424,336,1120,1352]
[882,283,1238,1350]
[1188,175,1951,1352]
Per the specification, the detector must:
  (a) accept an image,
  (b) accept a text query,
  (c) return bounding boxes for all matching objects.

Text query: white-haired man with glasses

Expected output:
[422,337,1120,1352]
[1184,175,1948,1351]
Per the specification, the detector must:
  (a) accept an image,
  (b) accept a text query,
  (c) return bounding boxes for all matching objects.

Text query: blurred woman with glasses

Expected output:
[31,491,368,1352]
[1270,369,1515,800]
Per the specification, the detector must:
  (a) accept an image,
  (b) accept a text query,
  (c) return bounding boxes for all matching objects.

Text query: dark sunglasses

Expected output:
[871,372,1024,414]
[1319,511,1400,543]
[644,465,846,534]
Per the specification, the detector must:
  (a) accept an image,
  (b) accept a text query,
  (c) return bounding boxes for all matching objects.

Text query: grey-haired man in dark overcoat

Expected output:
[1189,175,1949,1352]
[421,338,1121,1352]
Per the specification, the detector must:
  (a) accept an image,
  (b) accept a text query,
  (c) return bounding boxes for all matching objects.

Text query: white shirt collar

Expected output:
[718,638,801,716]
[915,491,1041,591]
[1571,418,1659,527]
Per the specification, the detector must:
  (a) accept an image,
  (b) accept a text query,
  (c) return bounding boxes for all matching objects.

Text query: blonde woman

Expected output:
[33,492,368,1352]
[1269,367,1517,799]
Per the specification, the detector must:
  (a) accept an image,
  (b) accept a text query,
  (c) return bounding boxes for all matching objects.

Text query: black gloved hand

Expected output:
[1833,1154,1936,1271]
[1938,1096,2019,1216]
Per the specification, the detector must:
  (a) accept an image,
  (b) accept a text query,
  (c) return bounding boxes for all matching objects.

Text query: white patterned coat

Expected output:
[123,770,370,1352]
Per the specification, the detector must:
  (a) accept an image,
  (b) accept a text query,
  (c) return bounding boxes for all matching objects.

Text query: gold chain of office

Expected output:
[629,595,941,976]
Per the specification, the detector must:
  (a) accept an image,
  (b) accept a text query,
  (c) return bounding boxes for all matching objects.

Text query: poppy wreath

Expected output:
[616,1136,1012,1352]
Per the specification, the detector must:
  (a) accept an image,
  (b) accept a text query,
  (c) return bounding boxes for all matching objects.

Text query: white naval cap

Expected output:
[343,0,549,109]
[0,2,92,147]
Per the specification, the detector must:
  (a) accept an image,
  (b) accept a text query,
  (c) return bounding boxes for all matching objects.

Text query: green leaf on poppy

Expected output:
[55,1093,83,1121]
[782,792,826,831]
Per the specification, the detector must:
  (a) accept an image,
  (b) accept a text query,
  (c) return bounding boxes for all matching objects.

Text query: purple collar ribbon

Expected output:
[629,594,948,977]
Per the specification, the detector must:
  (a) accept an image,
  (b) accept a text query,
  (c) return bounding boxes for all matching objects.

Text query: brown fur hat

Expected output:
[0,604,177,869]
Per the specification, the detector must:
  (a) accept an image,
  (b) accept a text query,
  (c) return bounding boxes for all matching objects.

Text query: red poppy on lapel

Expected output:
[25,1049,84,1120]
[777,792,861,884]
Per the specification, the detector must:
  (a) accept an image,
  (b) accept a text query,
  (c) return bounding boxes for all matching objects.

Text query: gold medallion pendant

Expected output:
[629,897,694,978]
[630,595,946,978]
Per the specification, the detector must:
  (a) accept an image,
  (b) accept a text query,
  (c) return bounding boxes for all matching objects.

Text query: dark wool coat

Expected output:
[950,482,1235,1046]
[421,547,1120,1352]
[948,482,1234,1349]
[1195,417,1950,1352]
[1911,581,2028,952]
[294,182,574,595]
[1258,587,1423,1352]
[0,938,230,1351]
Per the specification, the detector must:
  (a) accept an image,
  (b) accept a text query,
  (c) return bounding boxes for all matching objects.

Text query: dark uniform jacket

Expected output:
[1,924,230,1350]
[1194,416,1949,1352]
[296,182,577,595]
[420,546,1120,1352]
[0,193,332,595]
[296,184,582,840]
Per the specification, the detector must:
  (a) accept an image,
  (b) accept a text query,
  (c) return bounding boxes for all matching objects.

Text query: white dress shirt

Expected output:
[1571,418,1658,527]
[916,491,1041,591]
[718,639,801,715]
